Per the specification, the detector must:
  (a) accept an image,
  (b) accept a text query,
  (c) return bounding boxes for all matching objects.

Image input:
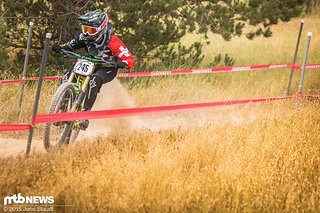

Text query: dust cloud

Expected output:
[79,78,258,141]
[79,79,144,139]
[0,79,262,157]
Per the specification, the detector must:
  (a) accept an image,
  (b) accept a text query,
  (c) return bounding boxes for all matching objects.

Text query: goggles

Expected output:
[81,25,99,36]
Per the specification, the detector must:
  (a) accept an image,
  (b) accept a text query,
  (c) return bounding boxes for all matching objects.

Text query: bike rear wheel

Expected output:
[43,82,77,150]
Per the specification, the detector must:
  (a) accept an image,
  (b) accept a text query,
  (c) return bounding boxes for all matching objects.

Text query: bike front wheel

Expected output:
[43,82,77,150]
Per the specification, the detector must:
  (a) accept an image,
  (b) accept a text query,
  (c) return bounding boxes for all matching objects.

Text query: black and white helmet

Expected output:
[78,10,109,42]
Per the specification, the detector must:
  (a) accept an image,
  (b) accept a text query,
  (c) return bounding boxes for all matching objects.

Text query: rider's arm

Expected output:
[108,35,135,70]
[61,34,86,51]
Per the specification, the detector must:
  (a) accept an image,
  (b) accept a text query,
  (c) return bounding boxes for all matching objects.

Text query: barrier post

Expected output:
[298,32,312,94]
[18,22,34,116]
[26,33,52,156]
[286,20,304,96]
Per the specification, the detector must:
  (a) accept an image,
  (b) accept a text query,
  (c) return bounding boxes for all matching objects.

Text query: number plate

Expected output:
[73,59,95,76]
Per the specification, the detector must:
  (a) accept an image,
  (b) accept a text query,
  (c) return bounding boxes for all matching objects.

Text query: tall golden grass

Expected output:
[0,17,320,211]
[0,101,319,211]
[184,16,320,65]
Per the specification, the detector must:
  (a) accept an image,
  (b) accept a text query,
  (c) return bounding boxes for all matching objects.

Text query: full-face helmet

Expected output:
[78,10,109,42]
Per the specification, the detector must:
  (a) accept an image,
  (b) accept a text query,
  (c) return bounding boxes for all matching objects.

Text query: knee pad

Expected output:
[89,75,103,90]
[88,75,103,98]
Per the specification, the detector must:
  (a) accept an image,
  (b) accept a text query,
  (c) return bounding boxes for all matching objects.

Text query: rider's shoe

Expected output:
[79,120,89,130]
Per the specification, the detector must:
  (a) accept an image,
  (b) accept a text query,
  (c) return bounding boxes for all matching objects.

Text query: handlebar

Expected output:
[60,49,116,67]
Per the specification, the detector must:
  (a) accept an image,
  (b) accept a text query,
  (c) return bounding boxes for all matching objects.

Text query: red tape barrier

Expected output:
[294,64,320,70]
[0,76,61,85]
[117,63,290,78]
[0,94,319,132]
[33,94,320,124]
[1,63,320,85]
[0,124,30,132]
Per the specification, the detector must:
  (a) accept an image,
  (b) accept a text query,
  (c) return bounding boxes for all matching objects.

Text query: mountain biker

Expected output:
[51,9,135,130]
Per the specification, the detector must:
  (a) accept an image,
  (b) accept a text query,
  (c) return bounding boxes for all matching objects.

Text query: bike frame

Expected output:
[60,49,115,114]
[43,50,116,148]
[67,66,94,113]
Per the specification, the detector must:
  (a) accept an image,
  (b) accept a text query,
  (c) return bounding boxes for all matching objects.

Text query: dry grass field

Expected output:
[0,17,319,211]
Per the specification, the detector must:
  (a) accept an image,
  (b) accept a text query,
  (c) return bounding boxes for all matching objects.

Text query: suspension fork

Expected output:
[68,72,75,83]
[70,75,91,112]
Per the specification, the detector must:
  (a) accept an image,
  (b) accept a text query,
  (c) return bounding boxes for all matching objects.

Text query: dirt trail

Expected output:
[0,79,144,157]
[0,79,258,157]
[0,137,43,157]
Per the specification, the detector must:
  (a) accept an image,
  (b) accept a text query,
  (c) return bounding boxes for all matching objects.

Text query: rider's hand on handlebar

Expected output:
[52,44,62,53]
[116,61,128,69]
[112,57,127,69]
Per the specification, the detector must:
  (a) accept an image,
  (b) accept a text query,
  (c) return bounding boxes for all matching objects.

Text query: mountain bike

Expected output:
[43,49,115,150]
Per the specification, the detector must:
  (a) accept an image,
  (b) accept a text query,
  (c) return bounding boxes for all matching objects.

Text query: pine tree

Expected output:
[2,0,305,72]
